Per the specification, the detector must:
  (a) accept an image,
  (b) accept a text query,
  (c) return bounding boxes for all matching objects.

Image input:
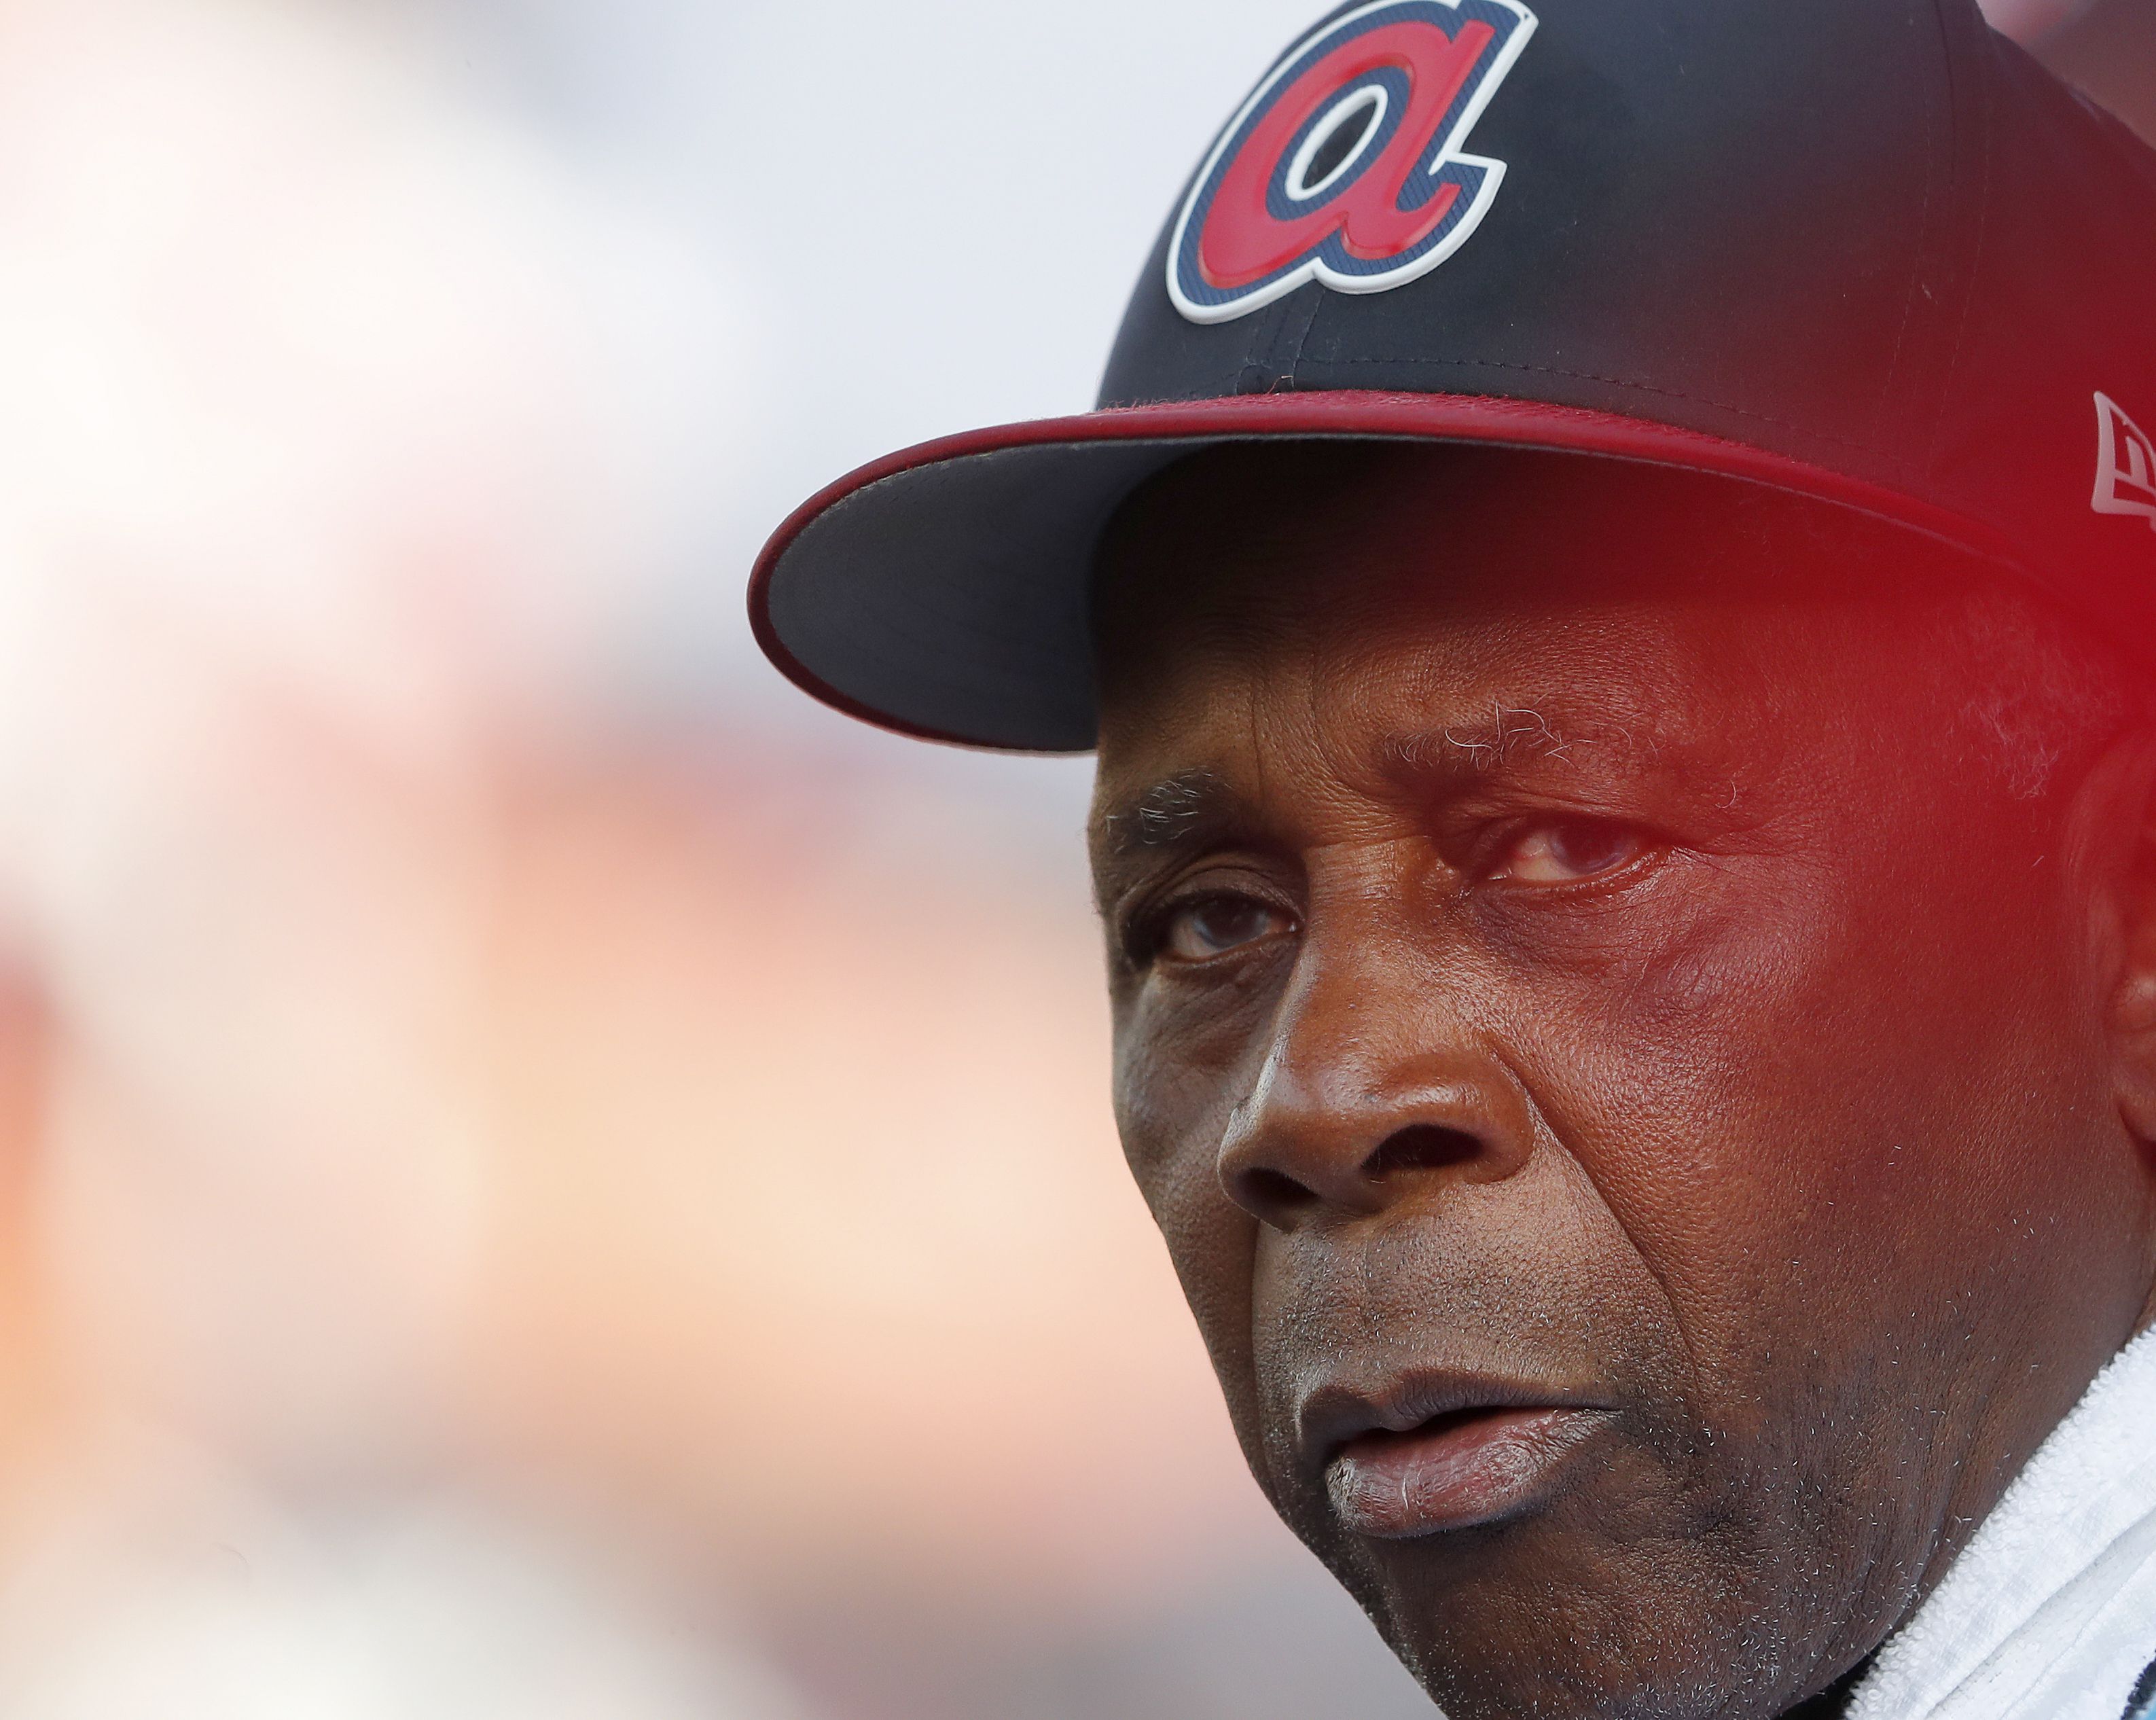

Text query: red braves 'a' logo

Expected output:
[2095,393,2156,532]
[1169,0,1537,325]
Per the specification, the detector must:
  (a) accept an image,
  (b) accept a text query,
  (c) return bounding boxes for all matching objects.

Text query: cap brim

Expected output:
[749,391,2017,753]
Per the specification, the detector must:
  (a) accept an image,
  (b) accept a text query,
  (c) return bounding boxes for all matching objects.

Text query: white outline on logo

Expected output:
[1284,84,1392,203]
[1167,0,1539,326]
[2094,391,2156,533]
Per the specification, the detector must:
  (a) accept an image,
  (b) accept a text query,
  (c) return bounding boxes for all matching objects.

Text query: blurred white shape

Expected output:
[0,0,795,1712]
[0,0,740,771]
[0,0,739,1465]
[0,1485,805,1720]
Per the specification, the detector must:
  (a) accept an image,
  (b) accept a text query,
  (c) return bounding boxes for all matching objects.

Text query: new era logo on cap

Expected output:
[2096,393,2156,532]
[1166,0,1537,325]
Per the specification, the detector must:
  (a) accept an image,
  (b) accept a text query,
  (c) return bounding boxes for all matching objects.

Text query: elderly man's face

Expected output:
[1088,448,2156,1719]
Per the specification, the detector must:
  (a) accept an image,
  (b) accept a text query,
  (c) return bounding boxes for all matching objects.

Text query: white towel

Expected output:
[1846,1325,2156,1720]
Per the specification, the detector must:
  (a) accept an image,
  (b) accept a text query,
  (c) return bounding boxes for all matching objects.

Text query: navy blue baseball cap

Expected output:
[750,0,2156,752]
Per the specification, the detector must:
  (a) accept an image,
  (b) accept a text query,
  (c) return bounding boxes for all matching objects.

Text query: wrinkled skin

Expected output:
[1087,446,2156,1719]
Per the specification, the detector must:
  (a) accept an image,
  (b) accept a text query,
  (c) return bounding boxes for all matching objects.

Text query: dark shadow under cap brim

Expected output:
[749,390,2019,754]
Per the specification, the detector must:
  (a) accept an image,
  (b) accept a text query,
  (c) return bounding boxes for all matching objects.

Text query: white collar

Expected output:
[1846,1324,2156,1720]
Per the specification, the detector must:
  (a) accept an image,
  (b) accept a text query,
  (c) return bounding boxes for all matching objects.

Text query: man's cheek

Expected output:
[1111,983,1281,1232]
[1477,853,1833,1029]
[1471,913,1875,1384]
[1160,1167,1269,1477]
[1111,1030,1268,1460]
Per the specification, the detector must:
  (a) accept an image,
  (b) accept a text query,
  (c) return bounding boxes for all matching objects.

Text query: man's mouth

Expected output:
[1304,1380,1617,1540]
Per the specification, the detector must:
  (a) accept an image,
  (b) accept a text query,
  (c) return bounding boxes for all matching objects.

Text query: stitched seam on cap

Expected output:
[1285,289,1325,387]
[1874,0,1948,437]
[1928,0,1996,469]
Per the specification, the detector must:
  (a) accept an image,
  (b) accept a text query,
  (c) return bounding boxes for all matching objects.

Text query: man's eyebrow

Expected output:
[1092,770,1246,867]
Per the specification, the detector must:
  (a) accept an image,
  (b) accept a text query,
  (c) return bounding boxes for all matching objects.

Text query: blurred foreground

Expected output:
[0,1,2140,1716]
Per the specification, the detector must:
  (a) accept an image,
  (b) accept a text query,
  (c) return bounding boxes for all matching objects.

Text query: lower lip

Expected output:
[1325,1407,1613,1539]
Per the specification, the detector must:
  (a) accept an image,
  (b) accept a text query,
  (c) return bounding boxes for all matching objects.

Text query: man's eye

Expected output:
[1488,817,1647,886]
[1158,895,1291,963]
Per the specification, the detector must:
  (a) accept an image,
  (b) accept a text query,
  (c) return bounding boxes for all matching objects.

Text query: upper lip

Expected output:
[1295,1368,1615,1469]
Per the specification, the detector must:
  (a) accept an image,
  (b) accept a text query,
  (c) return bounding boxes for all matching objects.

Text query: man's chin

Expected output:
[1293,1439,1801,1720]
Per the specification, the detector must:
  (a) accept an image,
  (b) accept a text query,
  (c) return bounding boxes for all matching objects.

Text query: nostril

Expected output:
[1235,1166,1320,1217]
[1364,1123,1482,1179]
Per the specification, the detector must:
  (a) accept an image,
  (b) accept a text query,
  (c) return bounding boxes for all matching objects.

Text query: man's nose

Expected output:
[1216,950,1537,1231]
